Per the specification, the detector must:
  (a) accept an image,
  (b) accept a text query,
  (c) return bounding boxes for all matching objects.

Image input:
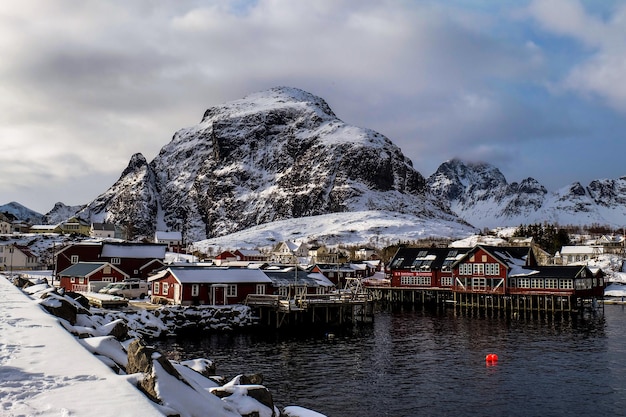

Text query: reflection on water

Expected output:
[155,305,626,417]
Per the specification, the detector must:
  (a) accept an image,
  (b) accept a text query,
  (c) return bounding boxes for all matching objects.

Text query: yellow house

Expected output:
[59,217,91,236]
[30,224,62,234]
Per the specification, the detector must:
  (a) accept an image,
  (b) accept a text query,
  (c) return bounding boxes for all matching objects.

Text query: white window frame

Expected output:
[227,284,237,297]
[544,279,558,289]
[71,255,79,264]
[154,282,160,294]
[255,284,265,295]
[191,284,199,297]
[485,263,500,276]
[472,278,486,290]
[111,257,121,265]
[459,263,472,275]
[162,282,169,294]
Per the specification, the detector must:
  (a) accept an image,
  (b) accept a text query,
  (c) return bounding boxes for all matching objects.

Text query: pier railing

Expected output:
[245,292,371,312]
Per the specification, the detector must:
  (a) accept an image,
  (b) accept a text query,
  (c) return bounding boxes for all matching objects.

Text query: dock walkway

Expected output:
[245,293,374,328]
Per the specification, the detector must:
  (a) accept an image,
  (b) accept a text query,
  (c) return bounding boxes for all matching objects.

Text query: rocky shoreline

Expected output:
[13,276,326,417]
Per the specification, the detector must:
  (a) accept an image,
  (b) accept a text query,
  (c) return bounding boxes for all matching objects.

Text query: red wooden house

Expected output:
[234,249,269,262]
[99,242,166,279]
[388,247,471,289]
[57,261,129,292]
[148,266,272,306]
[451,245,538,294]
[55,242,103,277]
[213,251,238,266]
[507,265,605,298]
[55,242,166,280]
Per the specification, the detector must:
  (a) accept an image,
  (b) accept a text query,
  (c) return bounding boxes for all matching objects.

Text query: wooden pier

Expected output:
[245,293,375,328]
[367,287,454,306]
[365,286,601,316]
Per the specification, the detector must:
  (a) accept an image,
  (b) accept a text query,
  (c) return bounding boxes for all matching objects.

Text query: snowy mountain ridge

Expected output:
[427,159,626,229]
[5,87,626,245]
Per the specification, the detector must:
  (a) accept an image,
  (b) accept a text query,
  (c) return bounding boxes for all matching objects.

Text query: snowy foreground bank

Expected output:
[0,275,326,417]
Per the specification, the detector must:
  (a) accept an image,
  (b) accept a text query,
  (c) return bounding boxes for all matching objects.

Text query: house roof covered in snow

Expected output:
[390,247,471,270]
[149,267,272,284]
[101,243,167,259]
[92,223,116,231]
[560,245,603,255]
[57,261,128,278]
[155,231,182,241]
[263,269,334,287]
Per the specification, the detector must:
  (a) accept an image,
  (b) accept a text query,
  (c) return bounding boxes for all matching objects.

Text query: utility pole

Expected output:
[9,244,14,278]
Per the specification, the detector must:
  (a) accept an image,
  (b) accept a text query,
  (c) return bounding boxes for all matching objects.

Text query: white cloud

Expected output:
[1,0,625,212]
[527,0,626,112]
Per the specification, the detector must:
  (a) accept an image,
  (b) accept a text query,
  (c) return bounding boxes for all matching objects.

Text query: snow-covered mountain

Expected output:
[77,153,161,237]
[78,87,466,241]
[0,202,44,224]
[7,88,626,242]
[42,202,86,225]
[427,159,626,228]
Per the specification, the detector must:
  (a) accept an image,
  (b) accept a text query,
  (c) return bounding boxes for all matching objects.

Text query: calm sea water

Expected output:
[155,305,626,417]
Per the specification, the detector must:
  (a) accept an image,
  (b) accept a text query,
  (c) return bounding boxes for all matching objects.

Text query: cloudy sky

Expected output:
[2,0,626,214]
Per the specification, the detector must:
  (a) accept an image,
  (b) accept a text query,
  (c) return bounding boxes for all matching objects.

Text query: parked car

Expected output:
[99,280,149,299]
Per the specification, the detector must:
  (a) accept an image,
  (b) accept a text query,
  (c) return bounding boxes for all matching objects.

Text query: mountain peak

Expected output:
[80,87,461,240]
[0,201,43,224]
[199,86,336,126]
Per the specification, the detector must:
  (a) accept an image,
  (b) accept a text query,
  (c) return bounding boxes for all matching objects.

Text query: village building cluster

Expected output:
[0,212,621,311]
[47,239,381,306]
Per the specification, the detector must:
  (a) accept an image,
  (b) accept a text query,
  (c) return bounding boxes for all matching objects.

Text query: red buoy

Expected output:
[486,353,499,362]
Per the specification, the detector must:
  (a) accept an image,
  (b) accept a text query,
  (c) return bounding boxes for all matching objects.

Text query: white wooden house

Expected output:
[0,214,12,234]
[90,223,117,239]
[558,245,603,265]
[0,244,39,271]
[155,231,183,252]
[272,241,308,264]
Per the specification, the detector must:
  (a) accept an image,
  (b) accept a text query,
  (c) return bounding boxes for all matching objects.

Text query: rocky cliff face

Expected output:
[80,87,462,240]
[78,153,160,238]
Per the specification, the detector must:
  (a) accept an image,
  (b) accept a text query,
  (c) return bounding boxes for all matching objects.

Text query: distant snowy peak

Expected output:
[43,202,85,225]
[427,159,508,202]
[0,201,44,224]
[587,177,626,207]
[426,159,626,228]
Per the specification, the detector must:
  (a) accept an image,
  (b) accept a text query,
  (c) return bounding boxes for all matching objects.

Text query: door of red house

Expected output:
[212,286,225,305]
